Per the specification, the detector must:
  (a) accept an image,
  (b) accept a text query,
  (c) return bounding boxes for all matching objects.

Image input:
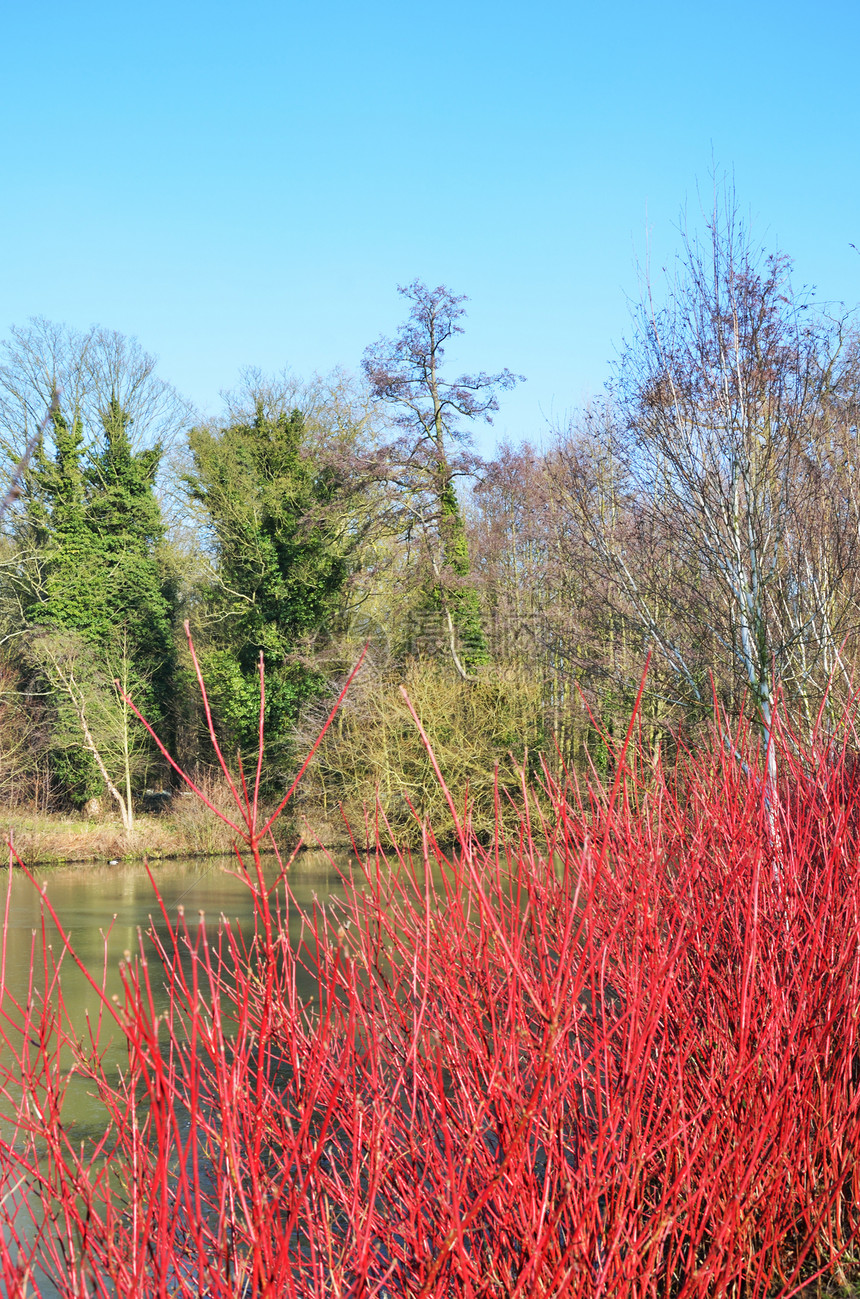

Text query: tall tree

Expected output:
[551,196,860,785]
[20,398,177,808]
[83,398,175,710]
[0,321,188,810]
[27,401,174,686]
[186,402,358,780]
[362,281,522,677]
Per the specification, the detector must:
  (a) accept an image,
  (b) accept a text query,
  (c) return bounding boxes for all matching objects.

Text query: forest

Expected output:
[4,202,860,1296]
[2,203,859,846]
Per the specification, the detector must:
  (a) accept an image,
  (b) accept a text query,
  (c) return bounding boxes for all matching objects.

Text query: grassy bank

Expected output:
[0,798,349,865]
[0,807,229,865]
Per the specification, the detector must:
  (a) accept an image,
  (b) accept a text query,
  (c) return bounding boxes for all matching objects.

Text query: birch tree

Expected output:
[31,629,147,831]
[553,198,860,787]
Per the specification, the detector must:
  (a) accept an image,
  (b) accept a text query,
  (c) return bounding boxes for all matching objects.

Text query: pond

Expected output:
[0,848,351,1296]
[2,847,350,1077]
[5,845,349,972]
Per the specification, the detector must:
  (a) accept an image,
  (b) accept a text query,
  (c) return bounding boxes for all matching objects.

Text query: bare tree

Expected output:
[30,629,149,834]
[553,195,860,789]
[475,436,656,768]
[362,281,522,678]
[0,319,195,531]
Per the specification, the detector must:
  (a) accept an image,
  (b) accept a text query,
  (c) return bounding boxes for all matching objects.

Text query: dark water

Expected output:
[0,849,350,1294]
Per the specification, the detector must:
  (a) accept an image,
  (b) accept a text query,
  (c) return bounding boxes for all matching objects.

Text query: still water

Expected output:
[1,852,350,1174]
[0,850,351,1295]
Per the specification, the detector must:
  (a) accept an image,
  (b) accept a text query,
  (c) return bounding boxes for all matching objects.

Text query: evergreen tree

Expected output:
[186,403,351,780]
[22,400,176,806]
[83,399,175,717]
[23,410,102,802]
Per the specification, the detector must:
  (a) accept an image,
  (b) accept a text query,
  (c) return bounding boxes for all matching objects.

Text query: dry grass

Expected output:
[0,767,343,865]
[0,796,239,865]
[1,812,170,865]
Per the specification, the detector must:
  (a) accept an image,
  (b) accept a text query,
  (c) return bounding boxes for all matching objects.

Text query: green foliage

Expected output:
[434,477,490,669]
[20,400,176,807]
[45,714,100,807]
[186,404,352,780]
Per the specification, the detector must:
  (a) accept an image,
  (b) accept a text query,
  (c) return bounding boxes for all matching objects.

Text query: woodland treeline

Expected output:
[2,201,860,838]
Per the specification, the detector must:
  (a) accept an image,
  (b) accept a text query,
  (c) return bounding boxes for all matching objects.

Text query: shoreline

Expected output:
[0,806,351,867]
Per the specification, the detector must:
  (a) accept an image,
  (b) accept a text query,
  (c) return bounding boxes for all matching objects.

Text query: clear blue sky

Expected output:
[3,0,859,454]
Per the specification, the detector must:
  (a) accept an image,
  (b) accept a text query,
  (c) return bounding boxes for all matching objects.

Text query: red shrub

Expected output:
[0,645,858,1296]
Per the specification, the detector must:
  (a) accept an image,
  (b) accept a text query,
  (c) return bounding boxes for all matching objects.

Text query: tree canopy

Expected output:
[185,403,357,778]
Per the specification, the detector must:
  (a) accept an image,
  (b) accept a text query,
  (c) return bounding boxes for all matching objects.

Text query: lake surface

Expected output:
[1,849,350,1136]
[0,850,351,1296]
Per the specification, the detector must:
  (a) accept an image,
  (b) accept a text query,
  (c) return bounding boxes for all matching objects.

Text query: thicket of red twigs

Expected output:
[0,651,859,1297]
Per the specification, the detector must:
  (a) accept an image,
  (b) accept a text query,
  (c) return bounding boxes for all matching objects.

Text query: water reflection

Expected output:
[1,849,350,1139]
[0,848,355,1296]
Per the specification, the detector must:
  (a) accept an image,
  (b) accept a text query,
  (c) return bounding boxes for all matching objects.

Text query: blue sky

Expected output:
[2,0,859,455]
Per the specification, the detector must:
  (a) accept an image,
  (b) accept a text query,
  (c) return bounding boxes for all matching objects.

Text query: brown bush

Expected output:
[299,654,547,844]
[0,658,52,809]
